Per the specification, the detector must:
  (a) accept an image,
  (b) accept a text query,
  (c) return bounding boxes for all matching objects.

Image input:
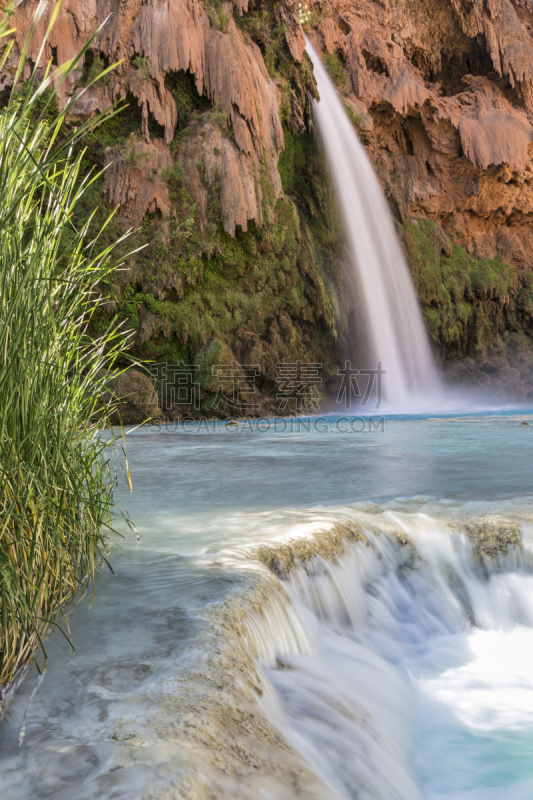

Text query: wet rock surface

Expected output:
[307,0,533,393]
[6,0,533,410]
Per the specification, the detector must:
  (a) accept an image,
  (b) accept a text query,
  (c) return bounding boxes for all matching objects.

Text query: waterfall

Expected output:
[306,41,441,407]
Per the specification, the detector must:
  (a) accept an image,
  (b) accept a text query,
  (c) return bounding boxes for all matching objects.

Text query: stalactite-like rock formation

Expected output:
[311,0,533,264]
[9,0,305,235]
[5,0,533,405]
[10,0,533,267]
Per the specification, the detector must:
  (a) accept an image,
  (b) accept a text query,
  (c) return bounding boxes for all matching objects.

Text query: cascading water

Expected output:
[2,420,533,798]
[243,510,533,800]
[307,40,441,407]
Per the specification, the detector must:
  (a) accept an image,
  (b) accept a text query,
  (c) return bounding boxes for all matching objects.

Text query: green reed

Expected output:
[0,1,135,695]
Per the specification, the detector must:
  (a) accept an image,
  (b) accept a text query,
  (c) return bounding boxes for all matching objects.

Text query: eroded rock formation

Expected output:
[5,0,533,409]
[8,0,303,236]
[309,0,533,393]
[104,137,173,227]
[311,0,533,261]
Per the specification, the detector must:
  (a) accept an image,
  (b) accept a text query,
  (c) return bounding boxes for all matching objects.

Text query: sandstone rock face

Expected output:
[11,0,531,273]
[9,0,533,262]
[104,137,173,227]
[310,0,533,267]
[176,118,267,236]
[13,0,533,275]
[10,0,288,236]
[7,0,533,406]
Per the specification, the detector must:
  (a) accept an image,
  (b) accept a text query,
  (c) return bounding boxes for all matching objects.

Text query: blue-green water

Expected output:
[117,412,533,551]
[0,412,532,799]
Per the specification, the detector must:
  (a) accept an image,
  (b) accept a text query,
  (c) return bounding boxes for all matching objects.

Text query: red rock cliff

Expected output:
[5,0,533,406]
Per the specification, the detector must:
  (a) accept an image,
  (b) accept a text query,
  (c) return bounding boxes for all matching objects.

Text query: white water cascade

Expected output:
[307,41,441,406]
[243,510,533,800]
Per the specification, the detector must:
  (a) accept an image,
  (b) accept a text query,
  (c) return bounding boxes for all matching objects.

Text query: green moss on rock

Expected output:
[101,193,337,414]
[401,217,533,359]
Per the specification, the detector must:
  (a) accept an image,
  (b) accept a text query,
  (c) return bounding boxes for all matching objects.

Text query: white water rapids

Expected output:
[1,419,533,798]
[307,40,441,406]
[241,509,533,800]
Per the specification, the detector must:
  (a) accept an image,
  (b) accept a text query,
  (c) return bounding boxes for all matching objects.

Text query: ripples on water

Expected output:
[1,413,533,799]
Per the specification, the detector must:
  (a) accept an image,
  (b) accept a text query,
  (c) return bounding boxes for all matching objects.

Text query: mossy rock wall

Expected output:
[87,117,343,417]
[72,0,533,414]
[401,218,533,360]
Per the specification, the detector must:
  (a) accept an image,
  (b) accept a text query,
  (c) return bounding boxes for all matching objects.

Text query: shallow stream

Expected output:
[1,412,533,799]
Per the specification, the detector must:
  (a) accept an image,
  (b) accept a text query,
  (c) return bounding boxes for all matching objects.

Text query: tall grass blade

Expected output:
[0,1,135,702]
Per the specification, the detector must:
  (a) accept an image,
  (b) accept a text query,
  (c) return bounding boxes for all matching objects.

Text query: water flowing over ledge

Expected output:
[1,495,533,798]
[306,40,441,407]
[3,406,533,799]
[166,500,533,799]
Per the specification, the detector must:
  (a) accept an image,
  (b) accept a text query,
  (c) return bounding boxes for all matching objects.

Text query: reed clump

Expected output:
[0,4,134,702]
